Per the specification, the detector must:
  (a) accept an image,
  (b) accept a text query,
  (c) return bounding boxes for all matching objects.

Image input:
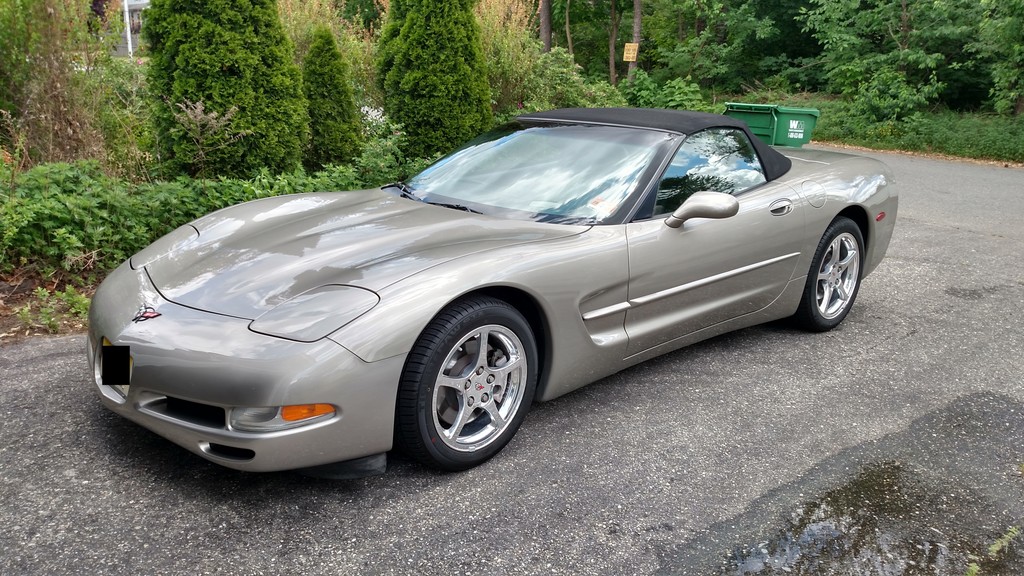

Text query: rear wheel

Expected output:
[793,217,864,332]
[395,296,538,471]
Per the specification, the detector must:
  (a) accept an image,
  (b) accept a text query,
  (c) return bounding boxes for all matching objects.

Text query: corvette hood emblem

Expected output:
[132,305,161,323]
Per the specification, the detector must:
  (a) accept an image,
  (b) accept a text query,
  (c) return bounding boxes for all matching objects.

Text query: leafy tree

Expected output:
[380,0,492,158]
[978,0,1024,115]
[800,0,991,119]
[302,26,362,170]
[644,0,775,91]
[144,0,308,178]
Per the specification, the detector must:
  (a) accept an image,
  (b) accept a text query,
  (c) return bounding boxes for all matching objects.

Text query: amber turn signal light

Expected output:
[281,403,335,421]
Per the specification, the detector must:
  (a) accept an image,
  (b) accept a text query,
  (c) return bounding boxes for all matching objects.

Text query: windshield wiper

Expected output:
[426,201,483,214]
[384,181,419,201]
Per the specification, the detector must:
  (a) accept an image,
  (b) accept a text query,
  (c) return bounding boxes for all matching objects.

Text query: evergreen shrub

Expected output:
[380,0,493,158]
[144,0,308,178]
[303,26,363,170]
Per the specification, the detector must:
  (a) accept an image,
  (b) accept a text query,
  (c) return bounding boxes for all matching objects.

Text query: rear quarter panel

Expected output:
[781,148,898,279]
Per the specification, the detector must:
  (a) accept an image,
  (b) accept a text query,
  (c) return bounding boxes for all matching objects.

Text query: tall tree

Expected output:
[302,26,362,170]
[608,0,618,84]
[381,0,492,158]
[540,0,552,51]
[627,0,641,81]
[144,0,308,177]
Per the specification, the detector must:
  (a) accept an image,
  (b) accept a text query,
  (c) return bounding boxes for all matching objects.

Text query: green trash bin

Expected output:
[723,103,820,147]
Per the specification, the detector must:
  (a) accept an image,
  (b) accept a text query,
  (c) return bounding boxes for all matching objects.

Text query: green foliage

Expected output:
[0,0,117,163]
[475,0,541,117]
[523,48,627,112]
[86,58,155,181]
[275,0,343,64]
[645,0,776,91]
[375,0,410,95]
[659,77,713,111]
[15,286,90,333]
[0,0,38,118]
[381,0,493,158]
[303,27,363,170]
[987,526,1020,560]
[144,0,309,178]
[0,127,434,275]
[850,68,940,123]
[622,70,714,111]
[351,115,438,186]
[621,69,660,108]
[800,0,988,119]
[978,0,1024,115]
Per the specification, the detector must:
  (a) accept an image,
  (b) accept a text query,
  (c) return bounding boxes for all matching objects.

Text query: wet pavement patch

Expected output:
[720,461,1018,575]
[657,392,1024,575]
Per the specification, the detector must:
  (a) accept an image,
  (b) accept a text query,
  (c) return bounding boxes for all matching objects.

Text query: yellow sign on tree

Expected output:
[623,43,639,62]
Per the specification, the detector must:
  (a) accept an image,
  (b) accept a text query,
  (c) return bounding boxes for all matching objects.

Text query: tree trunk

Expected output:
[565,0,574,55]
[608,0,618,85]
[627,0,641,81]
[539,0,552,52]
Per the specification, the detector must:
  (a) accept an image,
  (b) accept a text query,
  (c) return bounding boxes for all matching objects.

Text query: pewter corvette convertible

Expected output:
[88,108,897,476]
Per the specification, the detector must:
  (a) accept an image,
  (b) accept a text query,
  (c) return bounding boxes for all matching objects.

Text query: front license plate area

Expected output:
[102,344,132,395]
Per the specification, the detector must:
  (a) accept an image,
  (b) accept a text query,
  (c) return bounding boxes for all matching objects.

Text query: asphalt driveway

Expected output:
[1,147,1022,575]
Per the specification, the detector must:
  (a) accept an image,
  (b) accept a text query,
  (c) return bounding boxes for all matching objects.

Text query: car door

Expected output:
[623,128,806,356]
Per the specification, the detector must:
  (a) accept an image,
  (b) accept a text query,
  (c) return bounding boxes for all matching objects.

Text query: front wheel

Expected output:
[793,217,864,332]
[395,296,538,471]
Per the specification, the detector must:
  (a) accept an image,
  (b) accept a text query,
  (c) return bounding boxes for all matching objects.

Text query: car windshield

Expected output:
[406,123,671,224]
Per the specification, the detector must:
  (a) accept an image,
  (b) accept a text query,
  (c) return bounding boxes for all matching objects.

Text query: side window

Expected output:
[653,128,767,215]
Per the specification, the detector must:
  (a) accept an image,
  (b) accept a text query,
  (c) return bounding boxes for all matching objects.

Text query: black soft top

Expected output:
[519,107,793,182]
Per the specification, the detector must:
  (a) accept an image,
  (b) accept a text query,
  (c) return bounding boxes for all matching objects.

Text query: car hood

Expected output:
[144,189,587,319]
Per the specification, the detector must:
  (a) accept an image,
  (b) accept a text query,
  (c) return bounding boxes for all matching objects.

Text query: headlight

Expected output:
[130,224,199,269]
[230,404,336,432]
[248,285,379,342]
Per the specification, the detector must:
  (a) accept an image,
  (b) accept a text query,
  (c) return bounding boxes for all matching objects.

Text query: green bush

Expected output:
[0,127,435,274]
[621,69,660,108]
[475,0,541,117]
[352,115,438,186]
[87,57,155,181]
[144,0,309,178]
[622,70,714,112]
[523,48,627,112]
[303,26,362,170]
[381,0,493,158]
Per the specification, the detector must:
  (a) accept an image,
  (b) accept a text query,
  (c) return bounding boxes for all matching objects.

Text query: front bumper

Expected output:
[87,261,404,472]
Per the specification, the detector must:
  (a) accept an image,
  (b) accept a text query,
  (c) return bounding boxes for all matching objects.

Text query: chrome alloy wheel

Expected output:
[431,324,528,452]
[815,232,860,320]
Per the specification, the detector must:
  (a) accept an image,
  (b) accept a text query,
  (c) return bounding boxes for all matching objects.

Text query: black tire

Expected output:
[395,296,538,471]
[793,216,865,332]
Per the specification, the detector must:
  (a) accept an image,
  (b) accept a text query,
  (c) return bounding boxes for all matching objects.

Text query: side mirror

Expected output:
[664,191,739,229]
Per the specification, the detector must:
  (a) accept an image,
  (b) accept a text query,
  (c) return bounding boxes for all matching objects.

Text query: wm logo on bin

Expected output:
[788,119,806,140]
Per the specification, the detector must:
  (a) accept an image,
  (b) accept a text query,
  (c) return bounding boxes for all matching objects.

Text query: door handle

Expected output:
[769,199,793,216]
